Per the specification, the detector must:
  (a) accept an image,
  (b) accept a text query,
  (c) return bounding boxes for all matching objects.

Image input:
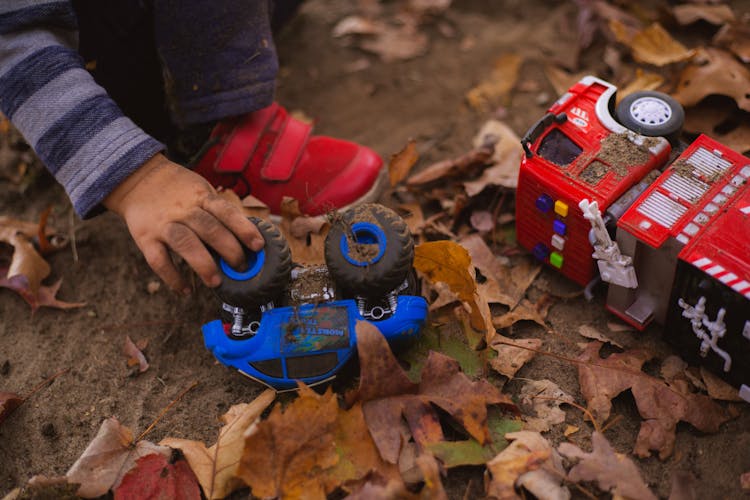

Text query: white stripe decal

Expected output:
[719,273,738,284]
[692,257,712,268]
[732,280,750,293]
[706,265,725,275]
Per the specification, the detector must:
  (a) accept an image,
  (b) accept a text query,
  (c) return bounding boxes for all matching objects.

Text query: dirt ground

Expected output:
[1,1,750,498]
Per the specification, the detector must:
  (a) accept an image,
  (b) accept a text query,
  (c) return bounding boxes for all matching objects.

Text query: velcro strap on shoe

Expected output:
[260,112,311,182]
[215,103,280,174]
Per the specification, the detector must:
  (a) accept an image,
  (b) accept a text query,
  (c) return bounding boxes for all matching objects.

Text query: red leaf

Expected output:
[0,391,23,425]
[114,454,201,500]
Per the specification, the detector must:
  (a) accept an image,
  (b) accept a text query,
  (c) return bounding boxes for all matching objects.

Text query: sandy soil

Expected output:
[1,1,749,498]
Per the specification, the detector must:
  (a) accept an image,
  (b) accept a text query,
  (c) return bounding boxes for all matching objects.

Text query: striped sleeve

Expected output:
[0,1,164,218]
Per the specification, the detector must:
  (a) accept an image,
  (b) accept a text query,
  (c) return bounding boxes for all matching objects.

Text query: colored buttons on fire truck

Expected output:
[532,243,550,261]
[554,200,569,217]
[550,252,564,268]
[536,194,554,212]
[553,219,567,235]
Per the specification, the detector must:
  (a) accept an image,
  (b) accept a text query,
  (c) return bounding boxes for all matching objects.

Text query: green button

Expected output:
[550,252,563,268]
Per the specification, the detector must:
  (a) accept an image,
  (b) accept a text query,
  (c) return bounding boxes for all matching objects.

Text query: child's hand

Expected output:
[104,153,264,294]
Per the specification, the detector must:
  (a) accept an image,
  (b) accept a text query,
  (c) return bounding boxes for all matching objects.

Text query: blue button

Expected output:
[553,219,567,236]
[535,194,554,212]
[532,243,550,261]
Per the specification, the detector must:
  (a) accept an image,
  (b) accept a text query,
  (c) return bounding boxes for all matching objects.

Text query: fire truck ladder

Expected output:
[579,199,638,289]
[677,296,732,372]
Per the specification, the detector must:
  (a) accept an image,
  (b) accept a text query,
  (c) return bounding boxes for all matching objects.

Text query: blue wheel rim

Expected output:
[340,222,386,267]
[220,248,265,281]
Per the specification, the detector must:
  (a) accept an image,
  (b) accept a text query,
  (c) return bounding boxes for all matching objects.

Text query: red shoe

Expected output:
[192,103,385,215]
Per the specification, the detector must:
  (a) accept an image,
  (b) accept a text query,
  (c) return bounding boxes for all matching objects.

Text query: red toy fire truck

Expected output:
[516,76,750,401]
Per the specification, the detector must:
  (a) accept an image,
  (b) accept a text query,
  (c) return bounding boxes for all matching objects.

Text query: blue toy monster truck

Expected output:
[202,203,428,390]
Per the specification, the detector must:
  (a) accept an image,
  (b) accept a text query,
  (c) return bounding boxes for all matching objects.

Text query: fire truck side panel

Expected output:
[606,233,682,329]
[666,260,749,390]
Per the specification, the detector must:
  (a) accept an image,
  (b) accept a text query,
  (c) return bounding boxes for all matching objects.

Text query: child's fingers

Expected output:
[202,194,265,251]
[163,221,221,287]
[141,241,187,294]
[182,208,246,269]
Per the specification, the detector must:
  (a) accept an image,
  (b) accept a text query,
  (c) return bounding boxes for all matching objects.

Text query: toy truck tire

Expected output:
[325,203,414,299]
[213,217,292,309]
[615,90,684,145]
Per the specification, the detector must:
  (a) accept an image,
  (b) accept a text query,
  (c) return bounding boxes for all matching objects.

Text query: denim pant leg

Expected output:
[153,0,279,127]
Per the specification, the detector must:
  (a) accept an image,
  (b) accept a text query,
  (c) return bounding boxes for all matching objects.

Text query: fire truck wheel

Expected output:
[213,217,292,310]
[616,90,684,144]
[325,203,414,299]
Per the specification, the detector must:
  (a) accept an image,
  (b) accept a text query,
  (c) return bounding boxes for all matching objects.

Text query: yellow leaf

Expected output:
[161,390,275,500]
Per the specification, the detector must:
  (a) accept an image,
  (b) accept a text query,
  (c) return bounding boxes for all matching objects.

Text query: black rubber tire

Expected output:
[615,90,684,145]
[325,203,414,299]
[213,217,292,309]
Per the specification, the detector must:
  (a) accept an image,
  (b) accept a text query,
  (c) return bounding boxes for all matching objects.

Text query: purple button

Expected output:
[553,219,567,236]
[535,194,554,212]
[532,243,550,261]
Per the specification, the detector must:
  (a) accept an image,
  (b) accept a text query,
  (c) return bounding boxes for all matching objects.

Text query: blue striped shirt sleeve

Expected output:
[0,1,164,218]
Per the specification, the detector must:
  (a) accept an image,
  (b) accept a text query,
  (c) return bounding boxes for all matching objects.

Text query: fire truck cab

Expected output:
[516,76,671,287]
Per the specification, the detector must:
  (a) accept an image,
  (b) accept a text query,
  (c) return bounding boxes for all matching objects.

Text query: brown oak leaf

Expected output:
[558,431,656,500]
[347,321,516,466]
[577,342,733,459]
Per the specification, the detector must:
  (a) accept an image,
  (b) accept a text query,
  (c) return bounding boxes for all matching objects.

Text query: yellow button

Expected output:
[554,200,569,217]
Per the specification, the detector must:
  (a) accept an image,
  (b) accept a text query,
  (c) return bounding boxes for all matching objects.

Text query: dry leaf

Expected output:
[347,321,515,465]
[492,297,551,330]
[683,99,750,154]
[700,367,744,402]
[617,69,664,103]
[714,22,750,63]
[564,425,579,437]
[578,325,624,348]
[238,386,339,499]
[123,335,148,374]
[673,48,750,112]
[559,431,656,500]
[611,20,695,66]
[463,119,523,194]
[414,240,492,334]
[406,144,494,186]
[66,417,172,498]
[0,269,86,312]
[389,140,419,187]
[0,392,23,425]
[466,54,522,110]
[460,234,540,310]
[519,379,574,433]
[544,65,587,97]
[161,390,275,500]
[485,431,569,500]
[278,197,329,265]
[577,342,733,459]
[396,203,425,237]
[672,4,735,25]
[489,334,542,379]
[113,455,201,500]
